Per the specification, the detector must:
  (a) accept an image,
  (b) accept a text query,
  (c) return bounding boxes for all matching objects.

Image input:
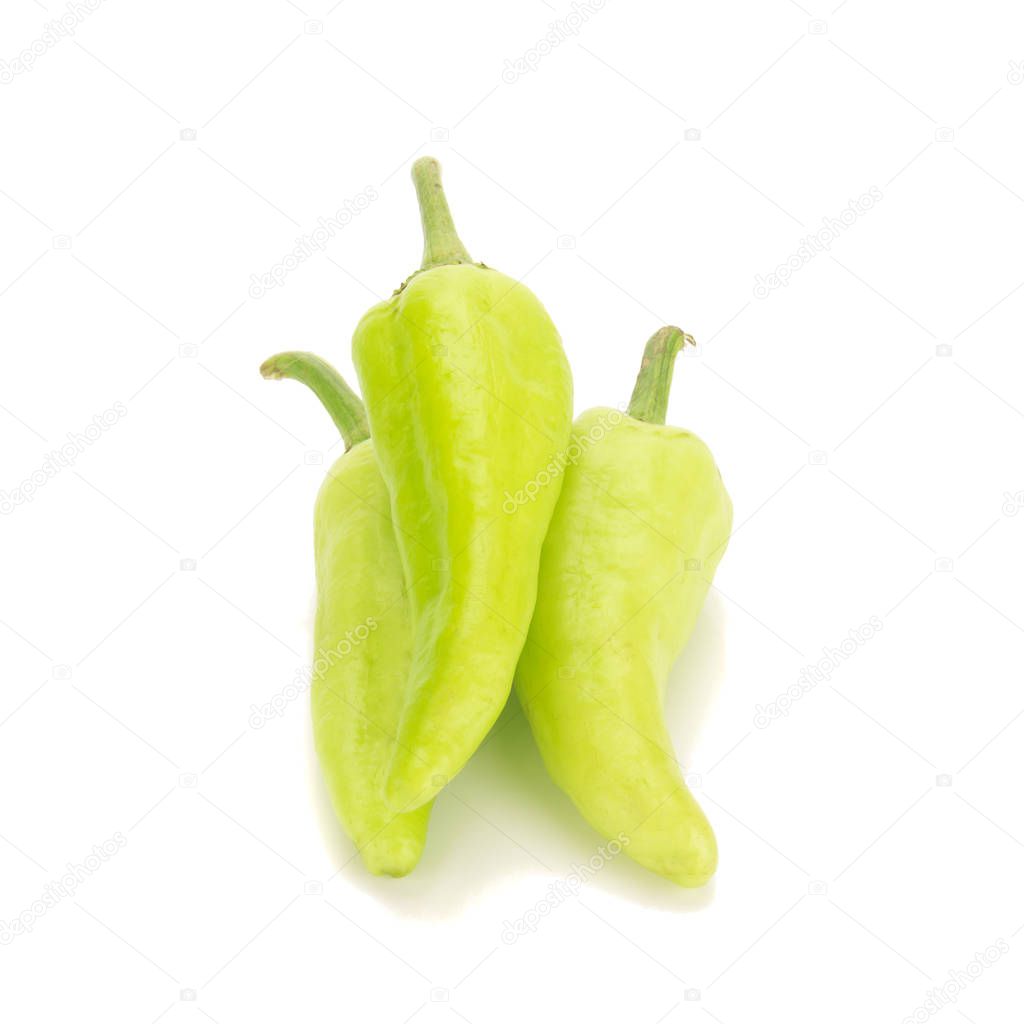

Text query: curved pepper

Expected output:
[514,327,732,887]
[353,158,573,810]
[261,352,430,876]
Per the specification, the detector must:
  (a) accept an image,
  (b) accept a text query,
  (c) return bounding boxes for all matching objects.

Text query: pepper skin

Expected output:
[261,352,430,877]
[352,158,573,811]
[514,327,732,887]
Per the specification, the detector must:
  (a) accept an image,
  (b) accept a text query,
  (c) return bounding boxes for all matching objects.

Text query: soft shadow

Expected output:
[313,701,548,919]
[319,591,728,915]
[665,590,729,758]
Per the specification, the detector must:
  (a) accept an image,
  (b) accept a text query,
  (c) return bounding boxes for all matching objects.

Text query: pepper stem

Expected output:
[260,352,369,450]
[412,157,472,270]
[626,326,695,425]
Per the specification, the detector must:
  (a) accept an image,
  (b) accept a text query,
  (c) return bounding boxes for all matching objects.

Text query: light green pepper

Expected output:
[261,352,430,876]
[352,158,573,810]
[515,327,732,887]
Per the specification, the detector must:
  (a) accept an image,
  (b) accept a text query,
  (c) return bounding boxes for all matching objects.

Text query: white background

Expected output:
[2,1,1023,1021]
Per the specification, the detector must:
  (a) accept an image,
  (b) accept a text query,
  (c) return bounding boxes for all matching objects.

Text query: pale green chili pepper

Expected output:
[261,352,430,876]
[515,327,733,887]
[352,158,573,810]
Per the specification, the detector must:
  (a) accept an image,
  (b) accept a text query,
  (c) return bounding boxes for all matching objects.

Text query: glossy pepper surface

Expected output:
[353,158,573,810]
[514,327,732,887]
[261,352,430,876]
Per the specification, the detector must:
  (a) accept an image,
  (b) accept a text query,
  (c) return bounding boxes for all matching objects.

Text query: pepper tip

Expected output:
[259,357,283,380]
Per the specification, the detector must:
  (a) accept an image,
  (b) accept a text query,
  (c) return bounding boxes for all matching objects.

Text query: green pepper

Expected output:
[514,327,732,887]
[352,158,573,810]
[261,352,430,877]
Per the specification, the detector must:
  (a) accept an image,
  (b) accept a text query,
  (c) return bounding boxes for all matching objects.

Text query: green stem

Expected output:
[412,157,472,270]
[626,326,694,424]
[260,351,369,450]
